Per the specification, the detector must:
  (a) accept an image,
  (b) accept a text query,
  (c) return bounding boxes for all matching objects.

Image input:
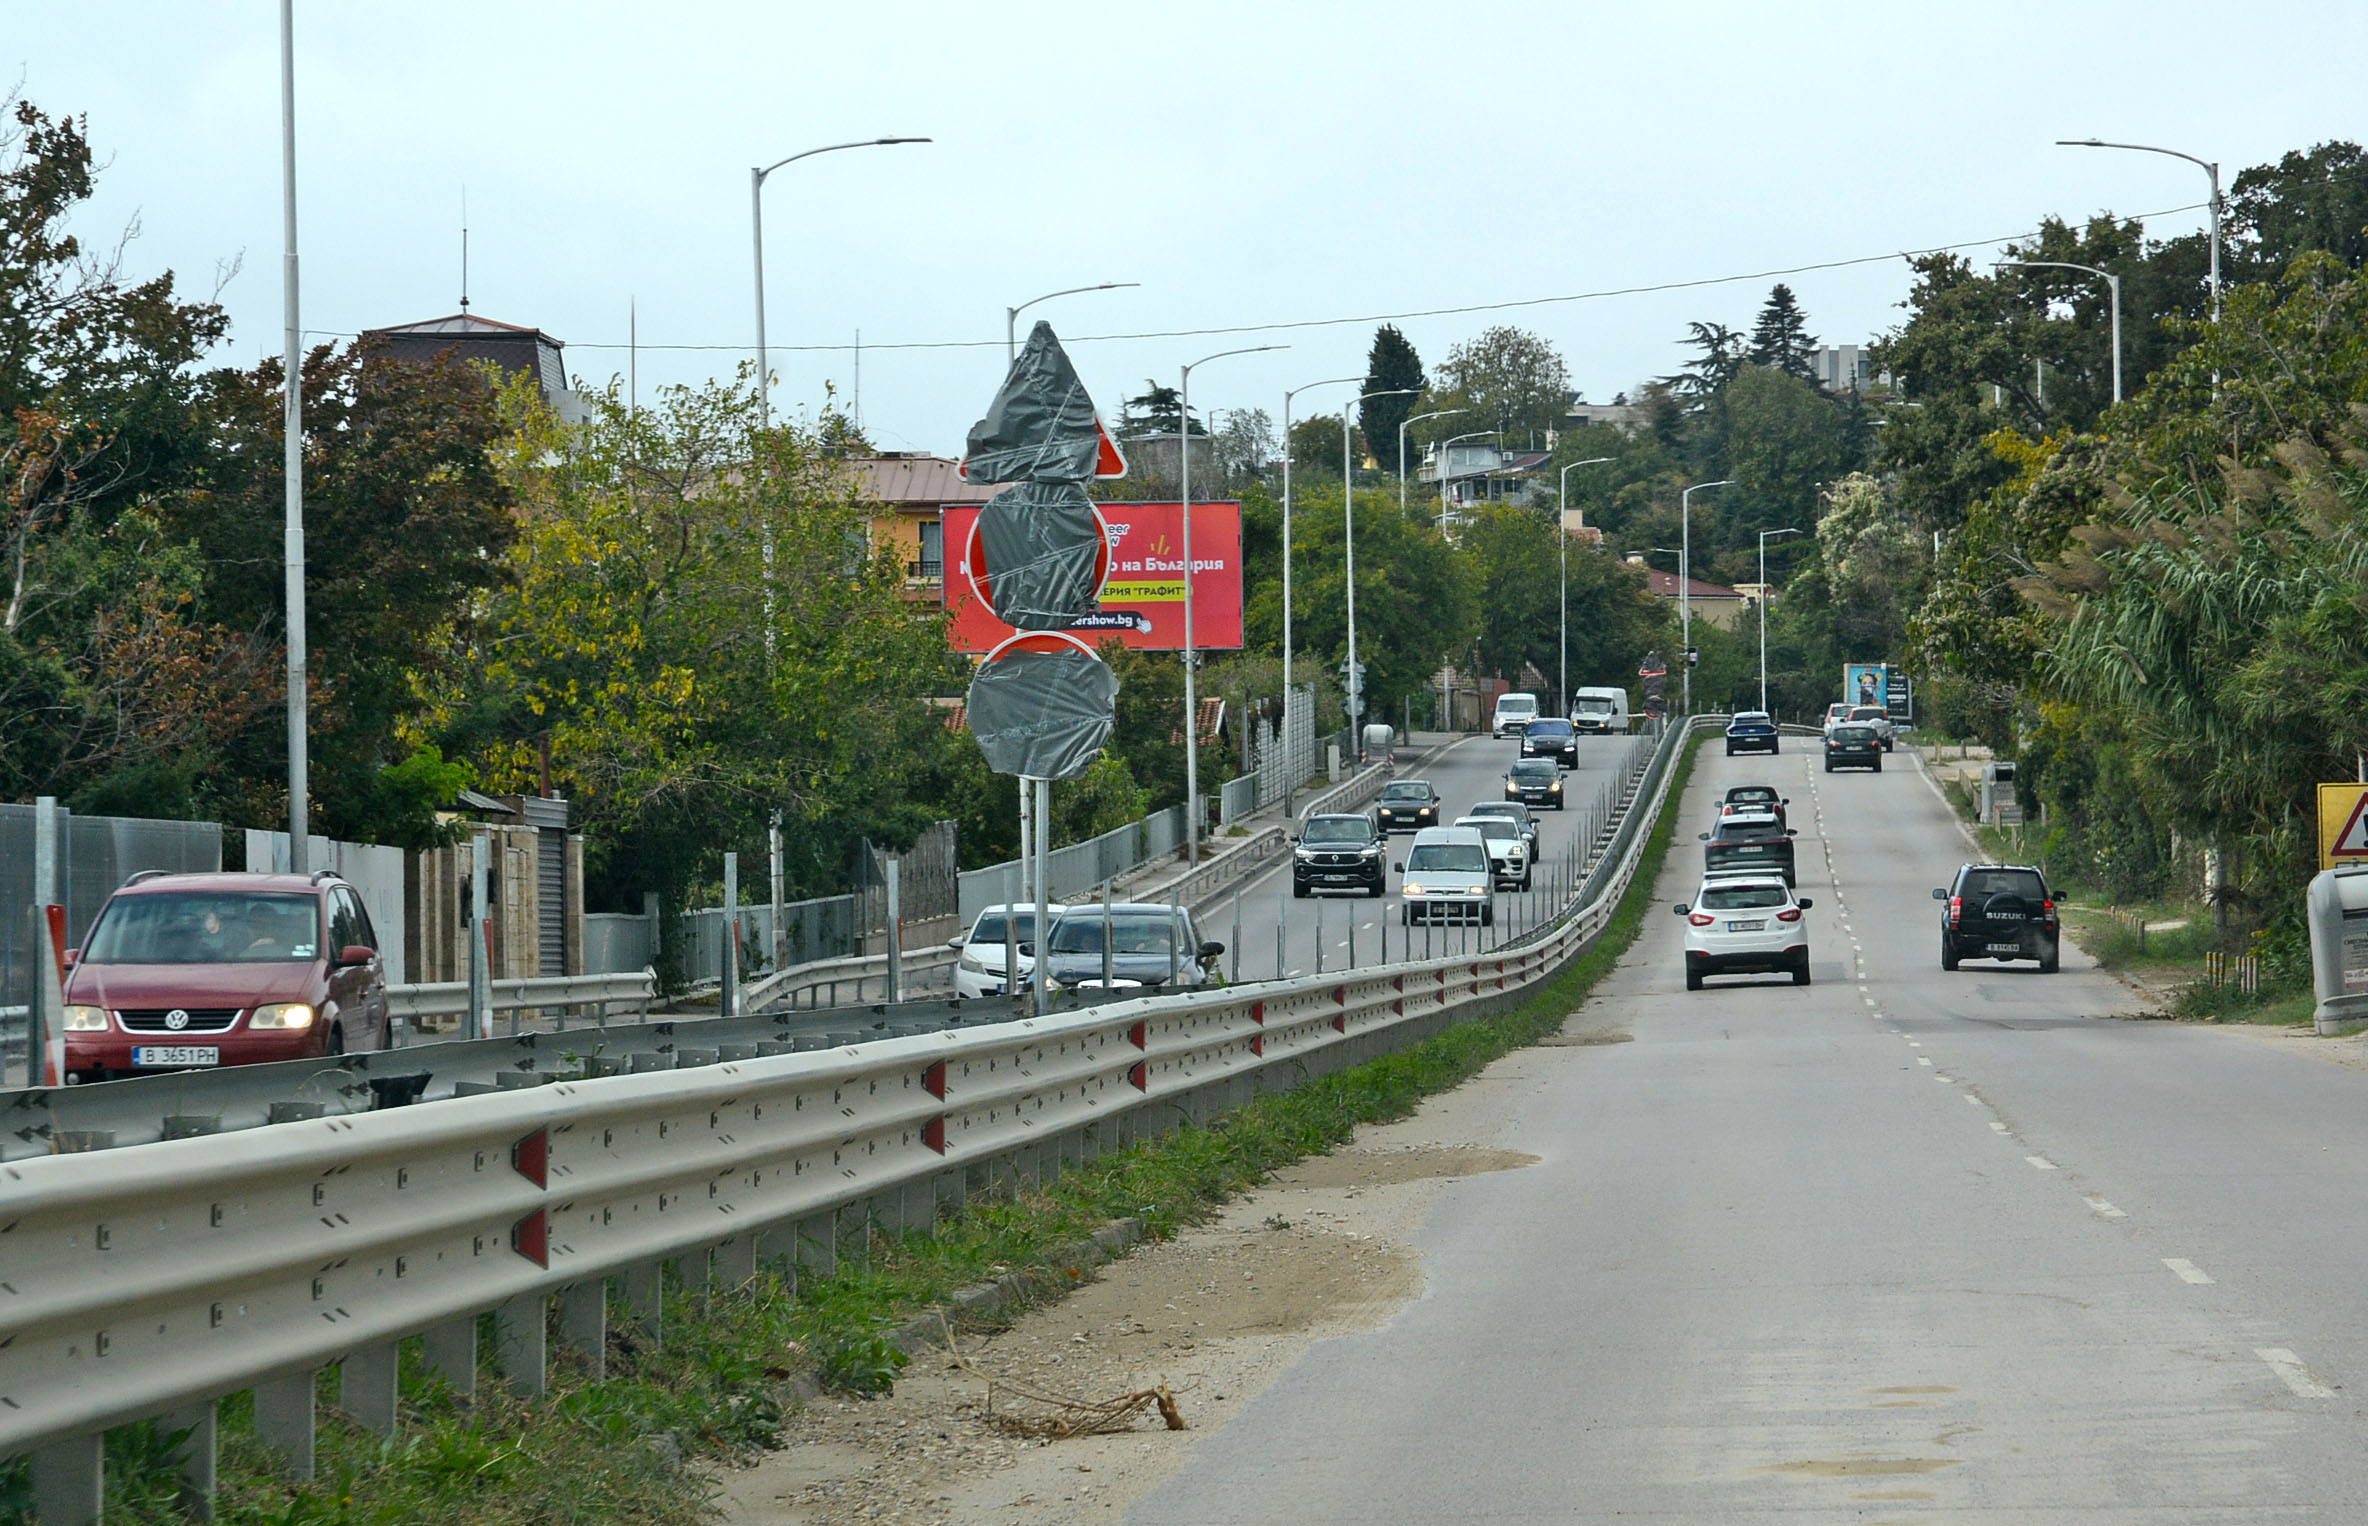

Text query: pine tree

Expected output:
[1359,325,1427,474]
[1747,284,1818,380]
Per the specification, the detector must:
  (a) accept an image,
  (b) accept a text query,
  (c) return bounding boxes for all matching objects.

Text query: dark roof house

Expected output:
[360,313,583,421]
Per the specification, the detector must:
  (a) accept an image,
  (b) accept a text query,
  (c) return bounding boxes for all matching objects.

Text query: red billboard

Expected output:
[944,500,1244,654]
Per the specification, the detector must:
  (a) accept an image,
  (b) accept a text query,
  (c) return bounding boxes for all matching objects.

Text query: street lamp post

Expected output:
[1348,389,1419,758]
[1756,527,1802,713]
[1997,259,2123,404]
[1557,457,1612,716]
[1000,281,1135,906]
[1180,345,1284,866]
[1399,408,1465,519]
[2056,138,2220,322]
[1282,375,1364,815]
[750,134,928,971]
[1678,480,1733,716]
[278,0,307,865]
[1007,282,1138,363]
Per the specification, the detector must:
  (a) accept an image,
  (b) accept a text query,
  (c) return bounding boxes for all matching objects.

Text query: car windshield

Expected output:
[1732,713,1771,726]
[1469,805,1523,822]
[1716,818,1785,842]
[1699,884,1791,910]
[1382,782,1433,801]
[1049,915,1179,955]
[1831,726,1873,742]
[1510,761,1557,780]
[969,912,1043,944]
[1497,698,1537,715]
[82,891,321,965]
[1527,720,1574,736]
[1961,870,2047,901]
[1727,787,1778,805]
[1406,843,1489,873]
[1849,707,1887,720]
[1302,817,1374,844]
[1574,697,1615,713]
[1462,819,1518,844]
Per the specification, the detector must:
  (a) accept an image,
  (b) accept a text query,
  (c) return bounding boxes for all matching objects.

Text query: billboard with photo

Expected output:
[1844,663,1888,710]
[943,500,1243,654]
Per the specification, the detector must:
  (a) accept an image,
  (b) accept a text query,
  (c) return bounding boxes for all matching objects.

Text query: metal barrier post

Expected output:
[722,852,739,1020]
[1315,898,1325,975]
[469,833,492,1042]
[1231,888,1242,984]
[1169,883,1181,986]
[884,858,903,1006]
[1032,778,1051,1016]
[1102,880,1114,990]
[1276,887,1285,978]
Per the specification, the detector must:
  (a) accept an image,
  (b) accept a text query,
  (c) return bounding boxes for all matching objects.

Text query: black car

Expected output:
[1294,813,1386,897]
[1721,783,1788,827]
[1376,779,1443,833]
[1724,711,1779,756]
[1700,811,1798,886]
[1823,724,1882,772]
[1505,758,1565,809]
[1934,864,2060,972]
[1039,904,1224,990]
[1520,717,1580,768]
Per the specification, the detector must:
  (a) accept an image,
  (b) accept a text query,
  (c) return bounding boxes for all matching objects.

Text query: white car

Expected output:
[1395,826,1495,925]
[1821,702,1852,733]
[1846,704,1896,751]
[1674,875,1813,990]
[1454,814,1532,890]
[950,902,1067,999]
[1493,692,1540,738]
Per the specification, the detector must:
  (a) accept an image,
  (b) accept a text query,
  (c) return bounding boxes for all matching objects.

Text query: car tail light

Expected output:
[1688,913,1714,927]
[2042,899,2055,911]
[1776,907,1802,922]
[1947,896,1962,927]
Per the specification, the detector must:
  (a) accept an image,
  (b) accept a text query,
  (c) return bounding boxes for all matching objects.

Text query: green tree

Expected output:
[1460,502,1670,702]
[1432,325,1570,447]
[1746,284,1817,380]
[2229,140,2368,276]
[1359,325,1426,472]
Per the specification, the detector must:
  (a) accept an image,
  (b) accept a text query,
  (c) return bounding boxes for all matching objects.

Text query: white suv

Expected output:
[1674,875,1813,990]
[1455,815,1532,890]
[1846,704,1896,751]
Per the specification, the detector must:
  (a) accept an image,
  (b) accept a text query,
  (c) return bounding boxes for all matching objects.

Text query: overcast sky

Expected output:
[13,2,2366,455]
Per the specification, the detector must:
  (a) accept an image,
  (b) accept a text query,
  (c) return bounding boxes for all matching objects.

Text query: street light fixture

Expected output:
[278,0,307,864]
[1755,527,1802,713]
[1557,457,1612,716]
[1678,480,1733,716]
[1280,374,1365,816]
[2056,138,2220,322]
[1180,344,1285,866]
[1399,408,1465,518]
[1348,388,1420,757]
[1006,282,1138,363]
[1996,259,2123,404]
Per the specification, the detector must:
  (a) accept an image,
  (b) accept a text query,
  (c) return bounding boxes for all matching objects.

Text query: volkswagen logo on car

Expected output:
[165,1008,191,1031]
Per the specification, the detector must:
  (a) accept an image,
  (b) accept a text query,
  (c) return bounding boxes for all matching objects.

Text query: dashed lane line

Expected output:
[2084,1196,2128,1219]
[2027,1155,2058,1170]
[2257,1349,2336,1399]
[2164,1258,2215,1285]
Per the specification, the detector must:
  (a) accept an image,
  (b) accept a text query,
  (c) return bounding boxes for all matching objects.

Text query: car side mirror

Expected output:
[1017,942,1034,957]
[1930,888,1948,901]
[1392,862,1404,874]
[1672,903,1690,916]
[1200,941,1225,960]
[1785,829,1798,837]
[947,931,968,948]
[1796,897,1814,909]
[63,947,78,966]
[1781,797,1790,805]
[336,944,376,968]
[1697,832,1710,841]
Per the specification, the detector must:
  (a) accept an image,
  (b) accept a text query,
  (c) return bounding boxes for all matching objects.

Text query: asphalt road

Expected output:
[1208,731,1652,985]
[1125,739,2368,1523]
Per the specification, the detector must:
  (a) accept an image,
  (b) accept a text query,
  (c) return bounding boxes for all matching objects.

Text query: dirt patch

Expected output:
[1269,1144,1538,1191]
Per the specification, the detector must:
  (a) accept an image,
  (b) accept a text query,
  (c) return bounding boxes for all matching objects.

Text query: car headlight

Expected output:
[63,1004,108,1031]
[1403,882,1427,896]
[1551,780,1563,791]
[1361,844,1382,857]
[959,952,989,975]
[1465,885,1488,895]
[249,1002,316,1031]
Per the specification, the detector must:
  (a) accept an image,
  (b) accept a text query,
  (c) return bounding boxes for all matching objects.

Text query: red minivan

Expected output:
[60,871,392,1079]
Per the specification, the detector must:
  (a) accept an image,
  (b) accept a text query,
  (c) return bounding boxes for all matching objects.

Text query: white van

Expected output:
[1492,692,1539,738]
[1570,686,1631,736]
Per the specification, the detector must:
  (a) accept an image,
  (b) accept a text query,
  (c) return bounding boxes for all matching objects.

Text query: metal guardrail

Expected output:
[390,968,659,1029]
[0,720,1706,1518]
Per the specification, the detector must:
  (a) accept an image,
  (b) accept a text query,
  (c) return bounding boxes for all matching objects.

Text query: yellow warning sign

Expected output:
[2318,783,2368,870]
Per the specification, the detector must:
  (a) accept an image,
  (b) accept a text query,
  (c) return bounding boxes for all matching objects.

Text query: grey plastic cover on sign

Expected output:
[966,647,1119,780]
[975,482,1107,629]
[964,321,1100,484]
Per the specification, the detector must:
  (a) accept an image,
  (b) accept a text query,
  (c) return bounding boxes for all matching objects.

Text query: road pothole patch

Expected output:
[1272,1145,1540,1190]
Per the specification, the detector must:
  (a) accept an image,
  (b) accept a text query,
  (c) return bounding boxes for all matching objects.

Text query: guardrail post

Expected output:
[253,1370,317,1479]
[422,1314,478,1395]
[494,1292,548,1398]
[884,858,903,1006]
[164,1399,218,1519]
[31,1431,102,1526]
[559,1280,607,1379]
[722,852,739,1020]
[715,1234,759,1289]
[341,1341,400,1434]
[622,1261,665,1344]
[796,1215,837,1277]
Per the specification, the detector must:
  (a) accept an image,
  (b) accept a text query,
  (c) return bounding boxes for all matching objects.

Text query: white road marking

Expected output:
[1991,1121,2010,1133]
[1936,1075,1953,1083]
[2256,1348,2336,1399]
[1908,1041,1921,1047]
[1965,1094,1985,1106]
[1865,997,1878,1008]
[2026,1155,2058,1170]
[2084,1196,2127,1219]
[2164,1258,2214,1285]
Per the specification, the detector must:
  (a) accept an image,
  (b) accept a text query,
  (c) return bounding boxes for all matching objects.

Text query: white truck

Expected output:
[1569,686,1632,736]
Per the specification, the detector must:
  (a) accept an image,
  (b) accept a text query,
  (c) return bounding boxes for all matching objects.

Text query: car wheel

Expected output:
[1725,744,1735,755]
[2040,939,2061,974]
[1823,760,1834,772]
[1771,743,1780,755]
[1941,939,1960,971]
[325,1024,346,1057]
[1792,958,1812,986]
[1872,758,1884,772]
[1369,879,1386,899]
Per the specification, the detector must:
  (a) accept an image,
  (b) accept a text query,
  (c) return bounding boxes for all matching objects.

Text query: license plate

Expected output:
[1986,942,2021,954]
[1727,920,1767,932]
[1325,874,1353,882]
[133,1046,219,1067]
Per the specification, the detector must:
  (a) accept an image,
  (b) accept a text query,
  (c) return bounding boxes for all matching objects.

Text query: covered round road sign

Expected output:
[969,482,1112,630]
[965,631,1120,780]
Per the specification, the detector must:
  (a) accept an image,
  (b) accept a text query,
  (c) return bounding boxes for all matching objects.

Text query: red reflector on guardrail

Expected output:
[924,1115,947,1154]
[512,1208,548,1267]
[511,1128,547,1188]
[1129,1061,1148,1090]
[1250,1001,1264,1026]
[924,1061,947,1100]
[1332,1013,1347,1034]
[1128,1021,1147,1049]
[1250,1034,1264,1057]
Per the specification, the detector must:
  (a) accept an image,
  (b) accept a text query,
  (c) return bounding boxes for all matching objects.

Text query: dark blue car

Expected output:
[1724,712,1779,756]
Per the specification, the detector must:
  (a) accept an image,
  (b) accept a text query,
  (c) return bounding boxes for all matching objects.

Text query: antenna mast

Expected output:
[459,186,470,312]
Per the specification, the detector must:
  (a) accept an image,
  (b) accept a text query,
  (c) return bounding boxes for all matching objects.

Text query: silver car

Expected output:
[1396,826,1495,925]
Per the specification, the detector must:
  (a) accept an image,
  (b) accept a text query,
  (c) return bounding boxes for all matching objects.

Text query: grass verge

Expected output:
[4,736,1703,1526]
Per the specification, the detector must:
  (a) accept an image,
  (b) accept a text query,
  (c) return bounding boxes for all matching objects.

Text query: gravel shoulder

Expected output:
[710,1006,1634,1526]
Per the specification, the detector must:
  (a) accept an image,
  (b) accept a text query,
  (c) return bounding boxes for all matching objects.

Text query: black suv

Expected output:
[1520,717,1579,768]
[1701,811,1798,886]
[1724,712,1779,755]
[1376,779,1442,833]
[1934,864,2060,971]
[1294,813,1386,897]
